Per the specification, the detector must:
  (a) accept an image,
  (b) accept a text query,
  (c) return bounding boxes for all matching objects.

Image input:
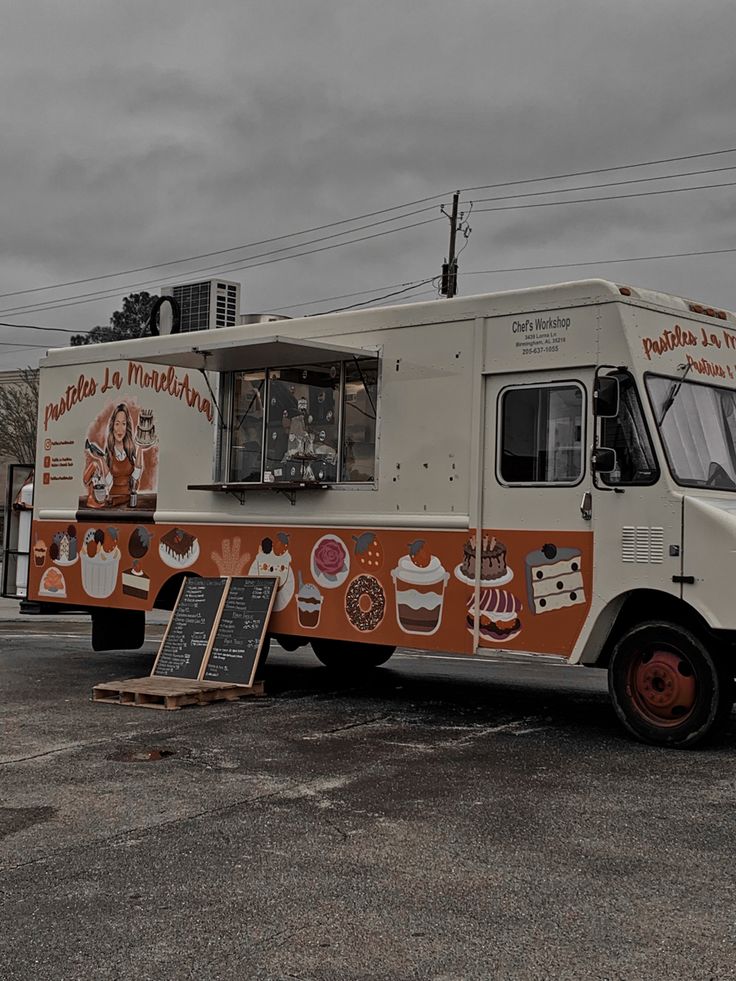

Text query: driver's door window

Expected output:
[600,372,659,486]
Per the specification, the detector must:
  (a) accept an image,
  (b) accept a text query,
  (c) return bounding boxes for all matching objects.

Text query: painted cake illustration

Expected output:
[122,561,150,599]
[460,535,507,581]
[391,539,449,635]
[159,527,199,568]
[466,589,522,643]
[525,543,585,614]
[80,528,121,598]
[296,572,323,628]
[135,408,157,447]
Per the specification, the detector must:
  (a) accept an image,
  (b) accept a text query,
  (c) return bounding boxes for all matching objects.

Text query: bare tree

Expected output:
[0,368,39,464]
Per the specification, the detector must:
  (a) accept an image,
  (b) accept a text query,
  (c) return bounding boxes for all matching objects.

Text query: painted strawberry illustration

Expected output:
[408,539,431,568]
[352,531,383,569]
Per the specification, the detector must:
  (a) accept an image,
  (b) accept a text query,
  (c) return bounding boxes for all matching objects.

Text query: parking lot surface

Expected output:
[2,614,736,981]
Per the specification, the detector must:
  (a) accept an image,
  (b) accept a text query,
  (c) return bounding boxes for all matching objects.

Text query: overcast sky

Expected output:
[2,0,736,369]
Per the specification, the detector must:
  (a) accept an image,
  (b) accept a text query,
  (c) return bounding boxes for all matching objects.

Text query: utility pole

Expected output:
[440,191,461,298]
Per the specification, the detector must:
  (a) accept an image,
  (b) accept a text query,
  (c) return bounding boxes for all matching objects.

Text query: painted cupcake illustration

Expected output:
[391,539,450,635]
[80,527,121,599]
[296,572,323,628]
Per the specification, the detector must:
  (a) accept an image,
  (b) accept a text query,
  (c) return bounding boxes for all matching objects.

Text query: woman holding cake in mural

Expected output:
[101,403,144,508]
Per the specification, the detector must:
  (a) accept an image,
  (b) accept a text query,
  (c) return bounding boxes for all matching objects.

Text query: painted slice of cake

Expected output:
[525,543,585,614]
[122,561,150,599]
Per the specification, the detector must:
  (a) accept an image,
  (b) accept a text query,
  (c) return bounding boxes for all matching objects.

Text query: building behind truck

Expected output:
[6,277,736,748]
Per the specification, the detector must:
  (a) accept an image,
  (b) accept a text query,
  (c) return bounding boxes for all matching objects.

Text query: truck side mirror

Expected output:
[592,447,617,474]
[593,376,620,417]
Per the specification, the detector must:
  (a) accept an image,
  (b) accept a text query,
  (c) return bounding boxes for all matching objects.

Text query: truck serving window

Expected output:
[223,357,378,485]
[265,362,340,483]
[342,358,378,482]
[229,370,266,482]
[498,383,584,485]
[599,371,658,486]
[646,374,736,490]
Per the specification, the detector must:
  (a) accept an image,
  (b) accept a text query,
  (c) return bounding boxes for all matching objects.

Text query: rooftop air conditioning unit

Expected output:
[159,278,241,332]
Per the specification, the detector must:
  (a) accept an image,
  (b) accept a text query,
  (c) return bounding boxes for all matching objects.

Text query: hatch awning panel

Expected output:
[139,335,379,372]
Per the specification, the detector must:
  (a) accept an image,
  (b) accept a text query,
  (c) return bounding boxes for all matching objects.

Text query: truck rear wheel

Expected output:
[311,638,396,672]
[608,621,733,748]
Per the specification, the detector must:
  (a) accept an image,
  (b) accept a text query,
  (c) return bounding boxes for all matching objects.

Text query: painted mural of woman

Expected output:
[102,403,143,507]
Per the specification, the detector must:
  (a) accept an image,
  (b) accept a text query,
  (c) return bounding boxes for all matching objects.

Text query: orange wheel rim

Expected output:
[626,648,698,727]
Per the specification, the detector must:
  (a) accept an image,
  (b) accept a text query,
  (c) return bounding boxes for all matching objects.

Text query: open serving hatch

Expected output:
[139,334,381,502]
[139,334,379,373]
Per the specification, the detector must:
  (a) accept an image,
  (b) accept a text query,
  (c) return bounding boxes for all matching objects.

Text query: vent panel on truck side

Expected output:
[621,525,664,563]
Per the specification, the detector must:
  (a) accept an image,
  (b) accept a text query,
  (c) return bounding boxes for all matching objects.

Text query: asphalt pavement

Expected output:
[2,603,736,980]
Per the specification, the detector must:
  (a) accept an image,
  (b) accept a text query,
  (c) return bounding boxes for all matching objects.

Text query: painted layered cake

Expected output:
[525,544,585,614]
[135,408,157,447]
[460,535,507,581]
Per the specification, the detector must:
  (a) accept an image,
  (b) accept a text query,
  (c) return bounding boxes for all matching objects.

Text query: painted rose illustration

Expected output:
[315,539,346,575]
[310,534,350,588]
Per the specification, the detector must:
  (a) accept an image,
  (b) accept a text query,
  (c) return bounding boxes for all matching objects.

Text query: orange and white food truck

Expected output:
[9,278,736,746]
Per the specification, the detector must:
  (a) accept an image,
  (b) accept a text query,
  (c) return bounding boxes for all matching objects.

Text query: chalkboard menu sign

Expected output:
[152,577,228,679]
[203,578,278,686]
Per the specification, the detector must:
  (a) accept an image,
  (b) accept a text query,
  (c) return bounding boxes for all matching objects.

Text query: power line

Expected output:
[270,277,435,313]
[314,278,437,315]
[461,145,736,193]
[4,242,736,351]
[0,321,78,334]
[463,245,736,277]
[0,216,444,318]
[2,168,730,321]
[5,144,736,308]
[472,179,736,215]
[5,145,736,327]
[467,164,736,205]
[0,193,452,302]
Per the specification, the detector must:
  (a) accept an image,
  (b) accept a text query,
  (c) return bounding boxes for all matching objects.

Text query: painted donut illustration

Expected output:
[345,574,386,632]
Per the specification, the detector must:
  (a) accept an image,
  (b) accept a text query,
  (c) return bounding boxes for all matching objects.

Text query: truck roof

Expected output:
[40,277,736,368]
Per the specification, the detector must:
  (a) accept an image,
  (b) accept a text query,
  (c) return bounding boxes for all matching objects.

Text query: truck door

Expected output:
[480,370,594,658]
[590,368,681,620]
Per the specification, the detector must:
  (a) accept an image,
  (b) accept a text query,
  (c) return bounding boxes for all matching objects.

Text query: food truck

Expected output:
[8,277,736,747]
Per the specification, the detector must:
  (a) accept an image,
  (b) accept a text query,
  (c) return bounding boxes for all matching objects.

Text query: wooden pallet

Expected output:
[92,676,265,711]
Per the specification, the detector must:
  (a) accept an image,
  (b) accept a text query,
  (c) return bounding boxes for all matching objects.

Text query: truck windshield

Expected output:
[646,374,736,490]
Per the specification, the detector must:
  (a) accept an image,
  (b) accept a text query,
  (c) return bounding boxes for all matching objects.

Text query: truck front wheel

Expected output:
[608,621,733,748]
[311,638,396,672]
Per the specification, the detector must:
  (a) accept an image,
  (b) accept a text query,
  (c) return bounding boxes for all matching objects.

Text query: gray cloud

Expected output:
[2,0,736,365]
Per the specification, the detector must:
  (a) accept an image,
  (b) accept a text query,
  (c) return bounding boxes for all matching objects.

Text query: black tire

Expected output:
[311,638,396,672]
[608,620,734,748]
